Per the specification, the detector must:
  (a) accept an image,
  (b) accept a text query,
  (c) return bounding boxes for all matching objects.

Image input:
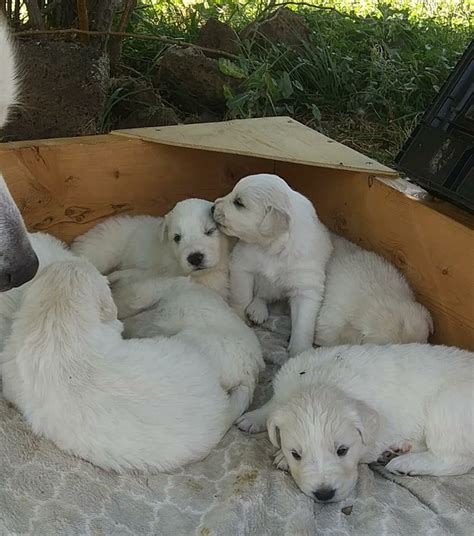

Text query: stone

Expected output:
[157,47,239,113]
[107,77,179,130]
[195,18,240,56]
[240,8,309,48]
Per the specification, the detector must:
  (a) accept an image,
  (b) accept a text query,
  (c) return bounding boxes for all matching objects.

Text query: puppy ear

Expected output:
[160,216,169,242]
[259,207,289,238]
[267,407,286,448]
[351,400,379,446]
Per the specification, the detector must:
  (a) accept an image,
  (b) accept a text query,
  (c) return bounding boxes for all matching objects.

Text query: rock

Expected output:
[157,47,239,113]
[183,111,222,124]
[240,8,309,48]
[195,18,240,56]
[113,106,179,130]
[2,40,109,141]
[107,77,179,130]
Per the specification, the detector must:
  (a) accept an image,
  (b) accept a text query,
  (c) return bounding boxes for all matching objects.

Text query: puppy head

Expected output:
[213,174,290,245]
[267,386,378,503]
[33,259,118,324]
[163,199,228,274]
[361,301,434,344]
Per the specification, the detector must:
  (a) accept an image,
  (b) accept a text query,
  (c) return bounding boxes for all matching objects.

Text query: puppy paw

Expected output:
[378,442,412,464]
[236,409,267,434]
[287,340,305,358]
[273,450,289,471]
[385,452,423,476]
[246,298,269,325]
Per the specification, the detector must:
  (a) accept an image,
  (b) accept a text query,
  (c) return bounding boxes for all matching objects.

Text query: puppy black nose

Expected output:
[211,205,216,215]
[0,252,39,292]
[187,252,204,267]
[313,488,336,502]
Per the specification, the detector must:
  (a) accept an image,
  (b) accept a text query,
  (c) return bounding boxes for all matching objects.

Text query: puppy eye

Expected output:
[291,450,301,461]
[337,446,349,457]
[205,228,216,236]
[173,234,181,243]
[233,197,245,209]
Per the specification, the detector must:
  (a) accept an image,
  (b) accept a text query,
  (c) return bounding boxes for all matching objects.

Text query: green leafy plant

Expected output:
[116,1,472,163]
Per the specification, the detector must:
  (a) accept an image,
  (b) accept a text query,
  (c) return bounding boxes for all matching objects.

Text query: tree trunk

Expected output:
[25,0,45,29]
[89,0,122,49]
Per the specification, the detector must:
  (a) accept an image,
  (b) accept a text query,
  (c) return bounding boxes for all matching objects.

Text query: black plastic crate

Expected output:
[396,39,474,212]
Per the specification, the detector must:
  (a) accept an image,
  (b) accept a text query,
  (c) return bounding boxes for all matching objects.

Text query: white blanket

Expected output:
[0,312,472,535]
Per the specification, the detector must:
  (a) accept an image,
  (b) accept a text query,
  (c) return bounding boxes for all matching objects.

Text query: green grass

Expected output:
[115,1,472,164]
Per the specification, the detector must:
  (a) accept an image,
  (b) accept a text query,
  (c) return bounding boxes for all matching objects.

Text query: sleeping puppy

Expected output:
[213,173,333,357]
[237,344,474,502]
[1,258,250,472]
[72,198,231,299]
[109,268,264,412]
[315,234,434,346]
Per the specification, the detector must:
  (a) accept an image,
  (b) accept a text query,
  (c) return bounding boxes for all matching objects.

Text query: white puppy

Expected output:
[1,259,249,472]
[315,234,433,345]
[213,174,333,357]
[237,344,474,502]
[0,232,74,351]
[109,269,264,407]
[71,199,231,299]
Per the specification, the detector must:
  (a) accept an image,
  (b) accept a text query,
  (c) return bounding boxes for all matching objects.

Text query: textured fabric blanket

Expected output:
[0,312,472,536]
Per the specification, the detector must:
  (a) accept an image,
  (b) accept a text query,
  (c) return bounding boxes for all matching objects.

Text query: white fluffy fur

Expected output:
[0,17,17,129]
[238,344,474,502]
[0,232,73,351]
[315,234,433,345]
[1,258,249,472]
[72,199,230,299]
[213,174,333,357]
[0,20,39,292]
[109,269,264,406]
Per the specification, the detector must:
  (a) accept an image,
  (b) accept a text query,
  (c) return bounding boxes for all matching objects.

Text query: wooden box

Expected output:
[0,117,472,350]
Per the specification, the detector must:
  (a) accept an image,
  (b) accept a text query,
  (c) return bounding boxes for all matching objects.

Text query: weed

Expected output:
[111,1,472,163]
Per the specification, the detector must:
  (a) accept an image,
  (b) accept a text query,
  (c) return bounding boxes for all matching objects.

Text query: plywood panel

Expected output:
[113,117,398,177]
[0,133,472,351]
[0,136,273,243]
[276,162,474,351]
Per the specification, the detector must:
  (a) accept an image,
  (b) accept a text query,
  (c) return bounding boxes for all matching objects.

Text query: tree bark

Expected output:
[89,0,122,49]
[25,0,45,29]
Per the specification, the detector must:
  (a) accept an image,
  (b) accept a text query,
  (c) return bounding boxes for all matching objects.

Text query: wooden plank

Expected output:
[113,117,398,178]
[277,162,474,351]
[0,132,472,350]
[0,136,273,243]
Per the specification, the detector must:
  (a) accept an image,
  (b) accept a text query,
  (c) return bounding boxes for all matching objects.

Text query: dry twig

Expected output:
[76,0,89,44]
[14,27,241,60]
[109,0,137,69]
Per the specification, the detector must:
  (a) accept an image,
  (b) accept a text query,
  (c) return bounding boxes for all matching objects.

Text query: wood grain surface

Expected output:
[0,130,472,350]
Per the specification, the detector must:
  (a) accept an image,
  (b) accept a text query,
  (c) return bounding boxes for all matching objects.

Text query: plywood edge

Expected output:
[112,117,399,178]
[0,133,126,151]
[277,161,474,350]
[375,176,474,230]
